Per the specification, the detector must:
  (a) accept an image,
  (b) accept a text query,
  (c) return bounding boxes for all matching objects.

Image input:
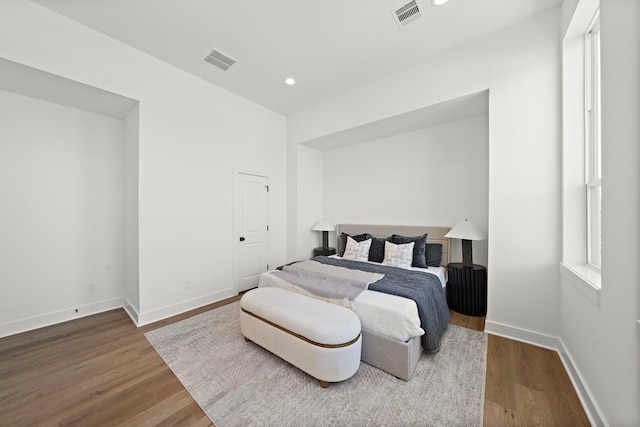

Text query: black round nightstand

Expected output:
[447,263,487,316]
[313,247,336,256]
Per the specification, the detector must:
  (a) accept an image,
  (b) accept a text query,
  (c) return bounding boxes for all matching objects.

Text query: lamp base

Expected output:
[461,239,473,268]
[321,231,329,249]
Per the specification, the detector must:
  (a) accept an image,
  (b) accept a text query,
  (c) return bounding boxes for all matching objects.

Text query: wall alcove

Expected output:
[0,58,141,336]
[298,90,490,267]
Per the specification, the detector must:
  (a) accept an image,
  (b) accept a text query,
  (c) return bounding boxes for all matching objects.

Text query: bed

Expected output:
[258,224,451,381]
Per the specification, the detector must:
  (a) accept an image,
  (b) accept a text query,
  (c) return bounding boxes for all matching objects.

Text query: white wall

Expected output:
[322,115,489,266]
[289,8,562,339]
[559,0,640,425]
[0,90,125,335]
[295,145,325,260]
[124,104,140,319]
[0,0,287,327]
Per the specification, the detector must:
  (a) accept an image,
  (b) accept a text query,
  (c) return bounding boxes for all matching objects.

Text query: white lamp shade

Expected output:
[312,218,335,232]
[445,219,486,241]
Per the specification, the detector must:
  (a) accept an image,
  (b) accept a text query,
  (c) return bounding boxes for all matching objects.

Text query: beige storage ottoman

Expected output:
[240,287,361,387]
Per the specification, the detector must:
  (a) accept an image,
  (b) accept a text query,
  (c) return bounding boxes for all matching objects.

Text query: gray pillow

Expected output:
[426,243,443,267]
[368,236,389,263]
[391,234,428,268]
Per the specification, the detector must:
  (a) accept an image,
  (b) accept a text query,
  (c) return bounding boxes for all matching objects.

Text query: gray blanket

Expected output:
[312,256,450,352]
[271,260,384,301]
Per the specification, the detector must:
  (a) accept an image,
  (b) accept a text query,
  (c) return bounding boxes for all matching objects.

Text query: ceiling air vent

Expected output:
[203,48,237,71]
[391,0,423,28]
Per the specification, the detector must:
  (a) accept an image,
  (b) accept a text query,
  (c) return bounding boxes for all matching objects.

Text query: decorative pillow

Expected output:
[338,232,371,256]
[368,236,389,263]
[343,236,372,262]
[382,240,415,269]
[391,234,428,268]
[426,243,443,267]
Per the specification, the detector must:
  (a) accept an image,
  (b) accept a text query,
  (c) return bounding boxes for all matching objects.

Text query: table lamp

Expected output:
[445,219,486,268]
[312,218,335,250]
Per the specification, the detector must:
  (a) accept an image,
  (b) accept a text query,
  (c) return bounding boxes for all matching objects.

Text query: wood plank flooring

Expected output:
[0,297,589,426]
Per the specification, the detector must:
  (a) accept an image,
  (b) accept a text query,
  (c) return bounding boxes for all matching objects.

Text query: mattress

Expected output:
[258,258,447,342]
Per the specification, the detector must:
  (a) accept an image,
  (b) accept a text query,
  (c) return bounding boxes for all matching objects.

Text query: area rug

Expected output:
[145,301,487,427]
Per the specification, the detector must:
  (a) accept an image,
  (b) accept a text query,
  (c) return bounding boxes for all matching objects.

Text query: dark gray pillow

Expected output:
[391,234,428,268]
[338,232,371,256]
[368,236,389,263]
[426,243,443,267]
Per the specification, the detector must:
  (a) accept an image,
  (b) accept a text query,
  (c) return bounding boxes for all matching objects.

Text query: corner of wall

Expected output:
[136,288,236,327]
[484,320,605,427]
[123,297,140,326]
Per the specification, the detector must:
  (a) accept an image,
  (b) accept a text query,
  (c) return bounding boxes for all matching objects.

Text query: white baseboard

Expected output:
[557,338,606,427]
[136,287,237,326]
[0,297,123,339]
[485,320,605,427]
[123,297,140,326]
[0,289,238,338]
[484,319,559,350]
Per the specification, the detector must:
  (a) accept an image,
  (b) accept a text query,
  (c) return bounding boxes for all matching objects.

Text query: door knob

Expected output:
[239,237,245,241]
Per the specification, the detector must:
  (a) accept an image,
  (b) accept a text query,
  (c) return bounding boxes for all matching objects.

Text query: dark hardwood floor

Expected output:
[0,296,589,426]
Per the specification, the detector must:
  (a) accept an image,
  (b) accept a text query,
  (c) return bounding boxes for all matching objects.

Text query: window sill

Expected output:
[559,263,601,305]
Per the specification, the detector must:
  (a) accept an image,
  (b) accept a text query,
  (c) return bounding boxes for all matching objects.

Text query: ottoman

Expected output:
[240,287,362,387]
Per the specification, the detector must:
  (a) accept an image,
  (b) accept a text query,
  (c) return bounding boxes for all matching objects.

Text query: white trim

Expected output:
[557,338,607,427]
[123,297,140,326]
[484,320,559,351]
[564,0,600,39]
[0,289,238,336]
[584,10,601,269]
[559,262,601,304]
[136,287,236,326]
[0,297,123,339]
[232,165,271,180]
[485,321,605,427]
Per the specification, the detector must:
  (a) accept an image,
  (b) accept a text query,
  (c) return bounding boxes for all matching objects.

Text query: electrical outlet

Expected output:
[184,279,191,290]
[88,281,97,293]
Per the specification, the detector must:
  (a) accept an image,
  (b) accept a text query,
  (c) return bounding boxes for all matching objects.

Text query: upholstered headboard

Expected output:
[335,224,451,267]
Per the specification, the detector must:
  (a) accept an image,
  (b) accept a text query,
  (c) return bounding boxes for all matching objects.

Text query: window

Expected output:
[585,13,601,269]
[560,1,602,303]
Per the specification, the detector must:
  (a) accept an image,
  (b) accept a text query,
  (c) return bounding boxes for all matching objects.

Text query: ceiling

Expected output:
[31,0,560,116]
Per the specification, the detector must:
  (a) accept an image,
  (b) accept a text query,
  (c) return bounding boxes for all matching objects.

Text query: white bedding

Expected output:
[258,257,447,342]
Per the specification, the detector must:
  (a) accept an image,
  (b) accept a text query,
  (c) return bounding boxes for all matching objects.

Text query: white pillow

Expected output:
[343,236,372,262]
[382,240,415,269]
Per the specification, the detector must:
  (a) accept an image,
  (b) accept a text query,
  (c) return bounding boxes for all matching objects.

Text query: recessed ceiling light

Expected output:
[284,78,295,86]
[432,0,448,5]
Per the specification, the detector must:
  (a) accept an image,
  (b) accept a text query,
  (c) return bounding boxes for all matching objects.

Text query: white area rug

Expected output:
[145,301,487,426]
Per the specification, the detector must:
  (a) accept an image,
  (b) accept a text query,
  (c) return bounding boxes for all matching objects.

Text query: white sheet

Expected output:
[258,260,447,342]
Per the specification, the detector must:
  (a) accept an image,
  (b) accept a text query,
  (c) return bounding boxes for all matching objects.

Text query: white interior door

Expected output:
[234,172,269,293]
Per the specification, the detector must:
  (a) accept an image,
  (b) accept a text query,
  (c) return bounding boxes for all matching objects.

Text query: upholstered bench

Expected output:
[240,287,362,388]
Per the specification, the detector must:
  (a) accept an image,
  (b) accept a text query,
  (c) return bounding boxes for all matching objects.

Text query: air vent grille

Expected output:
[392,0,423,28]
[204,48,237,71]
